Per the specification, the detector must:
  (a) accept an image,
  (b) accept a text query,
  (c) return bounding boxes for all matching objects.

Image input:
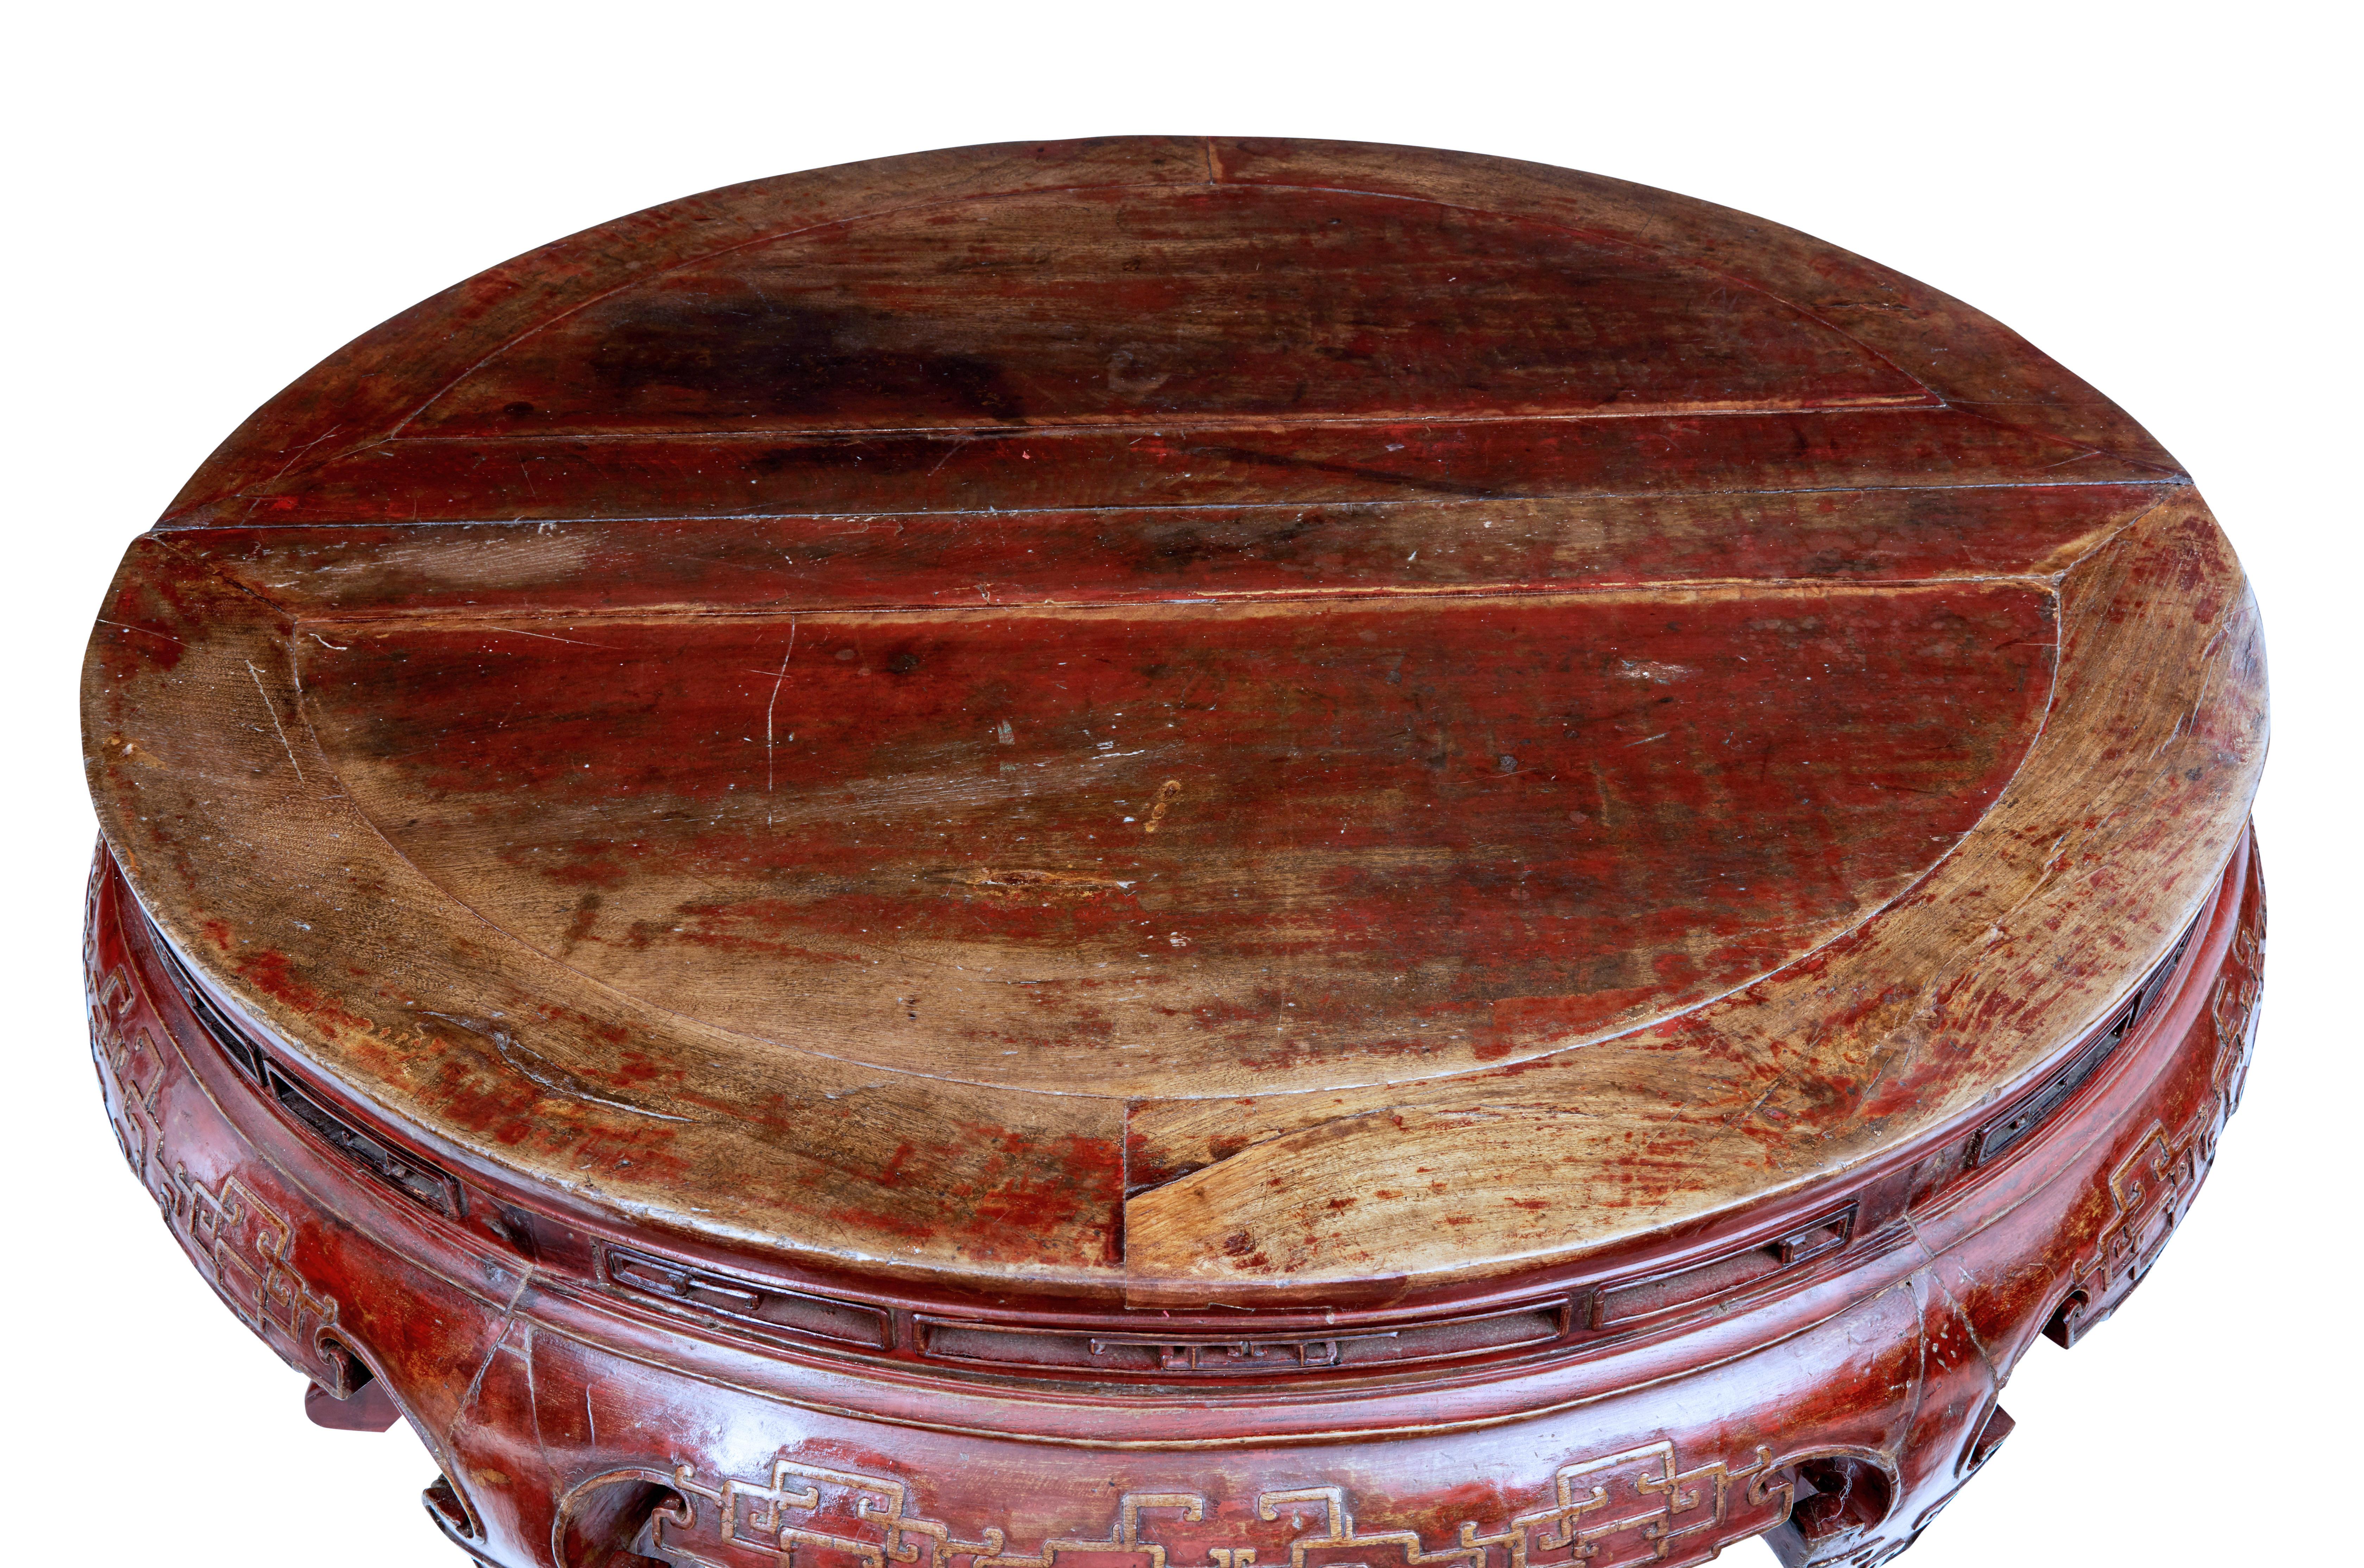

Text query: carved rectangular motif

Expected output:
[602,1245,891,1350]
[1595,1208,1856,1329]
[639,1441,1795,1568]
[917,1300,1571,1376]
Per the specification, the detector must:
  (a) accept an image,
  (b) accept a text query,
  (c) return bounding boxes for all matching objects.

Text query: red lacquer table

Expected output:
[81,139,2266,1567]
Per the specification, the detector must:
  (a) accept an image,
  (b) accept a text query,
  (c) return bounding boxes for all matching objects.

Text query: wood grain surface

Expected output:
[83,138,2265,1304]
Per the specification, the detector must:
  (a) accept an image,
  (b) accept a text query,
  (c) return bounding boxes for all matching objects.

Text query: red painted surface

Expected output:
[80,141,2267,1566]
[84,830,2265,1566]
[296,582,2052,1095]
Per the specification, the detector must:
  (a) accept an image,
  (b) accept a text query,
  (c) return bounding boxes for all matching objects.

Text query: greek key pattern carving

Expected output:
[84,855,344,1353]
[86,852,173,1213]
[645,1441,1794,1568]
[2206,910,2264,1118]
[168,1166,341,1345]
[2078,1122,2200,1307]
[2051,880,2264,1346]
[89,961,169,1205]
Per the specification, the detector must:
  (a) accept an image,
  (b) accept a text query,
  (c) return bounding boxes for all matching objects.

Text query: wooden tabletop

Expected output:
[82,138,2266,1304]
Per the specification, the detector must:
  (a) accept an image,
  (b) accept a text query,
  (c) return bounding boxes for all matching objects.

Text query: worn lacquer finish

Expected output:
[81,139,2265,1566]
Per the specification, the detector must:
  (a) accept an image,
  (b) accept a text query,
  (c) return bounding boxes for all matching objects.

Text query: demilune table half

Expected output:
[80,138,2267,1568]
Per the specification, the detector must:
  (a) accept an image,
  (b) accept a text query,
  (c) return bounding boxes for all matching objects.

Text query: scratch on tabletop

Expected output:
[94,618,181,644]
[484,626,603,648]
[245,660,306,784]
[766,617,800,810]
[927,437,973,477]
[264,423,344,485]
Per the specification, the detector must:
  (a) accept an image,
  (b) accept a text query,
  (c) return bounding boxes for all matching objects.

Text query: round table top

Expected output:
[83,138,2265,1304]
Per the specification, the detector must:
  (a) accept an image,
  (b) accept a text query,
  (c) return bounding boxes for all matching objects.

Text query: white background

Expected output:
[6,5,2354,1564]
